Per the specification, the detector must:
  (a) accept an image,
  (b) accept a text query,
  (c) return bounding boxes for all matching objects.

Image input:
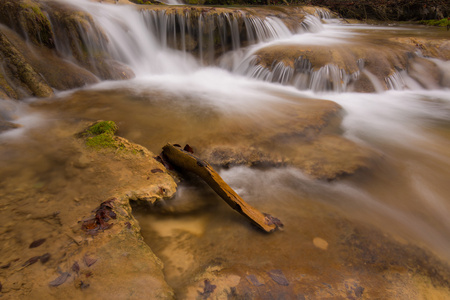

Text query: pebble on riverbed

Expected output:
[313,237,329,250]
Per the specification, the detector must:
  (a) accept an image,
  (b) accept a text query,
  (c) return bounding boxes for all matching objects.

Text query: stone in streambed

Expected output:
[313,237,329,250]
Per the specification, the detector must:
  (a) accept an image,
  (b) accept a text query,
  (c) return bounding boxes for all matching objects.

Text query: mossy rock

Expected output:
[0,0,54,48]
[79,120,149,156]
[0,30,54,98]
[80,120,120,150]
[85,120,118,136]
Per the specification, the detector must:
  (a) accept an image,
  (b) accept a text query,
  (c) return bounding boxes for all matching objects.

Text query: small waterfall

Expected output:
[233,54,359,92]
[386,70,407,90]
[140,8,292,65]
[314,8,333,20]
[386,69,426,90]
[300,15,325,33]
[45,6,114,78]
[46,1,201,76]
[8,0,446,93]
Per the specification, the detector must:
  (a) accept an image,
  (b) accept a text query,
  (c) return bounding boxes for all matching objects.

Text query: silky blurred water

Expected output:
[1,0,450,293]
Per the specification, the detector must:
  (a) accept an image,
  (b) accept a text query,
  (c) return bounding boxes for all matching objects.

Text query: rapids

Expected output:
[1,0,450,298]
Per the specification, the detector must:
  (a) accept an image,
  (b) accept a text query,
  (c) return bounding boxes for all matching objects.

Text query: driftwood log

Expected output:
[162,143,283,233]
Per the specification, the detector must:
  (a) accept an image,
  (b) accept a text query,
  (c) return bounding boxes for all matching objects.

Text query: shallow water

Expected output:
[1,0,450,297]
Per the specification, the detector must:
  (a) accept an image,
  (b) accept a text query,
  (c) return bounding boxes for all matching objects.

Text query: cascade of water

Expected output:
[386,70,426,90]
[300,14,325,33]
[46,0,200,76]
[314,7,333,20]
[140,9,292,65]
[2,3,450,295]
[232,53,360,92]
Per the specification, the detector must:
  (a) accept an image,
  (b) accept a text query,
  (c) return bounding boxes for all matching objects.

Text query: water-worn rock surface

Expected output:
[244,34,450,92]
[0,120,176,299]
[36,88,377,180]
[0,0,134,100]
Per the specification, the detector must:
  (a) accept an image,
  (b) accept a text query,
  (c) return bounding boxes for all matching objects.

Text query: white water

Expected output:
[2,0,450,264]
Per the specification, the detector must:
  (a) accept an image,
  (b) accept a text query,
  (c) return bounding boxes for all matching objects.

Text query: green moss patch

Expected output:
[80,120,121,150]
[418,18,450,27]
[86,133,121,150]
[86,120,118,136]
[79,120,146,155]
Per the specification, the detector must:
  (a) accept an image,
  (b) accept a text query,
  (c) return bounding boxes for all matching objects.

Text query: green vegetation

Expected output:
[85,120,118,136]
[419,18,450,27]
[80,120,145,156]
[16,1,54,48]
[82,121,123,150]
[86,132,119,149]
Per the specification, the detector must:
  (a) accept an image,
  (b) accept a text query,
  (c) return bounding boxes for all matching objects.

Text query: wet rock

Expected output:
[0,0,133,100]
[0,117,178,299]
[392,37,450,61]
[29,238,46,248]
[184,267,241,299]
[0,120,20,133]
[196,98,376,180]
[73,154,91,169]
[250,37,450,92]
[0,30,53,98]
[407,56,441,89]
[22,256,40,268]
[198,279,216,299]
[39,253,51,264]
[0,0,54,48]
[313,237,329,250]
[286,135,376,180]
[49,272,71,287]
[139,5,329,62]
[44,1,134,81]
[246,274,264,287]
[1,32,94,99]
[83,255,97,267]
[268,269,289,286]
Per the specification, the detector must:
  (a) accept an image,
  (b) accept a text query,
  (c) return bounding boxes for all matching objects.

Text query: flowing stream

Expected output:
[1,0,450,297]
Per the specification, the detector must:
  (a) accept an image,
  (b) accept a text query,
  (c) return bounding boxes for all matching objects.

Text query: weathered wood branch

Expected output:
[162,143,282,233]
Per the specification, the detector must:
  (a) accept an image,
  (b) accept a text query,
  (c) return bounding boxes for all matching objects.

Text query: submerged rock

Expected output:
[196,97,376,180]
[157,203,450,300]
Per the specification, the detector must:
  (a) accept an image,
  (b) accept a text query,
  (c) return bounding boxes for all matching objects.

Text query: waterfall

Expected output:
[2,2,450,297]
[140,8,292,65]
[2,0,449,93]
[46,1,448,94]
